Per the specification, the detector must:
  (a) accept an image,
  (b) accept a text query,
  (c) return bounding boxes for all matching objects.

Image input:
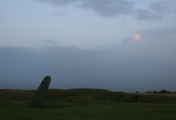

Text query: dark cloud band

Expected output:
[37,0,176,20]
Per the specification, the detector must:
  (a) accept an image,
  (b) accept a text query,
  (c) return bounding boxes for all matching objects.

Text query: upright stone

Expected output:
[31,76,51,107]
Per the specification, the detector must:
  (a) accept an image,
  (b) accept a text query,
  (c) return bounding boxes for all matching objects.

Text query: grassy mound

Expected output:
[1,89,176,120]
[0,88,176,105]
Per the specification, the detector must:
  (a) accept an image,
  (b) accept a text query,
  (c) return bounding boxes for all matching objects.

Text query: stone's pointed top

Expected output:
[44,76,51,79]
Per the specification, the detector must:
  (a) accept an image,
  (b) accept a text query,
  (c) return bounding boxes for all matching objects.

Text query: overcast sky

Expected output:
[0,0,176,92]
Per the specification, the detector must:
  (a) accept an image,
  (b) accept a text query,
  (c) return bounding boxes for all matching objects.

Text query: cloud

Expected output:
[1,34,176,92]
[137,28,176,43]
[166,32,176,41]
[78,0,135,17]
[150,0,176,17]
[37,0,135,17]
[135,0,176,20]
[37,0,81,7]
[45,39,58,44]
[135,9,162,20]
[36,0,176,20]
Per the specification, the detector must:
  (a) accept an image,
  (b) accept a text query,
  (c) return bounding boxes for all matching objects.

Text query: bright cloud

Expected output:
[133,33,141,42]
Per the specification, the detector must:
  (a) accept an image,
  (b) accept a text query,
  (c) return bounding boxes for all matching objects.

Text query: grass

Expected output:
[0,88,176,120]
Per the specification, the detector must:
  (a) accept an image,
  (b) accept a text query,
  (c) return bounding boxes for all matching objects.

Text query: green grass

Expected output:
[0,89,176,120]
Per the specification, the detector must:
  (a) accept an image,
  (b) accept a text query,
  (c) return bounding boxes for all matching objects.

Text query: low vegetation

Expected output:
[0,88,176,120]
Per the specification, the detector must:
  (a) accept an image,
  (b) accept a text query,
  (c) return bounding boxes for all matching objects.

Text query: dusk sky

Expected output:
[0,0,176,92]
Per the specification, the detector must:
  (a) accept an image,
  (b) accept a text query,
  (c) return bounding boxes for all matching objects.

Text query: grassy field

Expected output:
[0,89,176,120]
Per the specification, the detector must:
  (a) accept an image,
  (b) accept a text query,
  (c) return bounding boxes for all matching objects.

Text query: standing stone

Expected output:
[31,76,51,107]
